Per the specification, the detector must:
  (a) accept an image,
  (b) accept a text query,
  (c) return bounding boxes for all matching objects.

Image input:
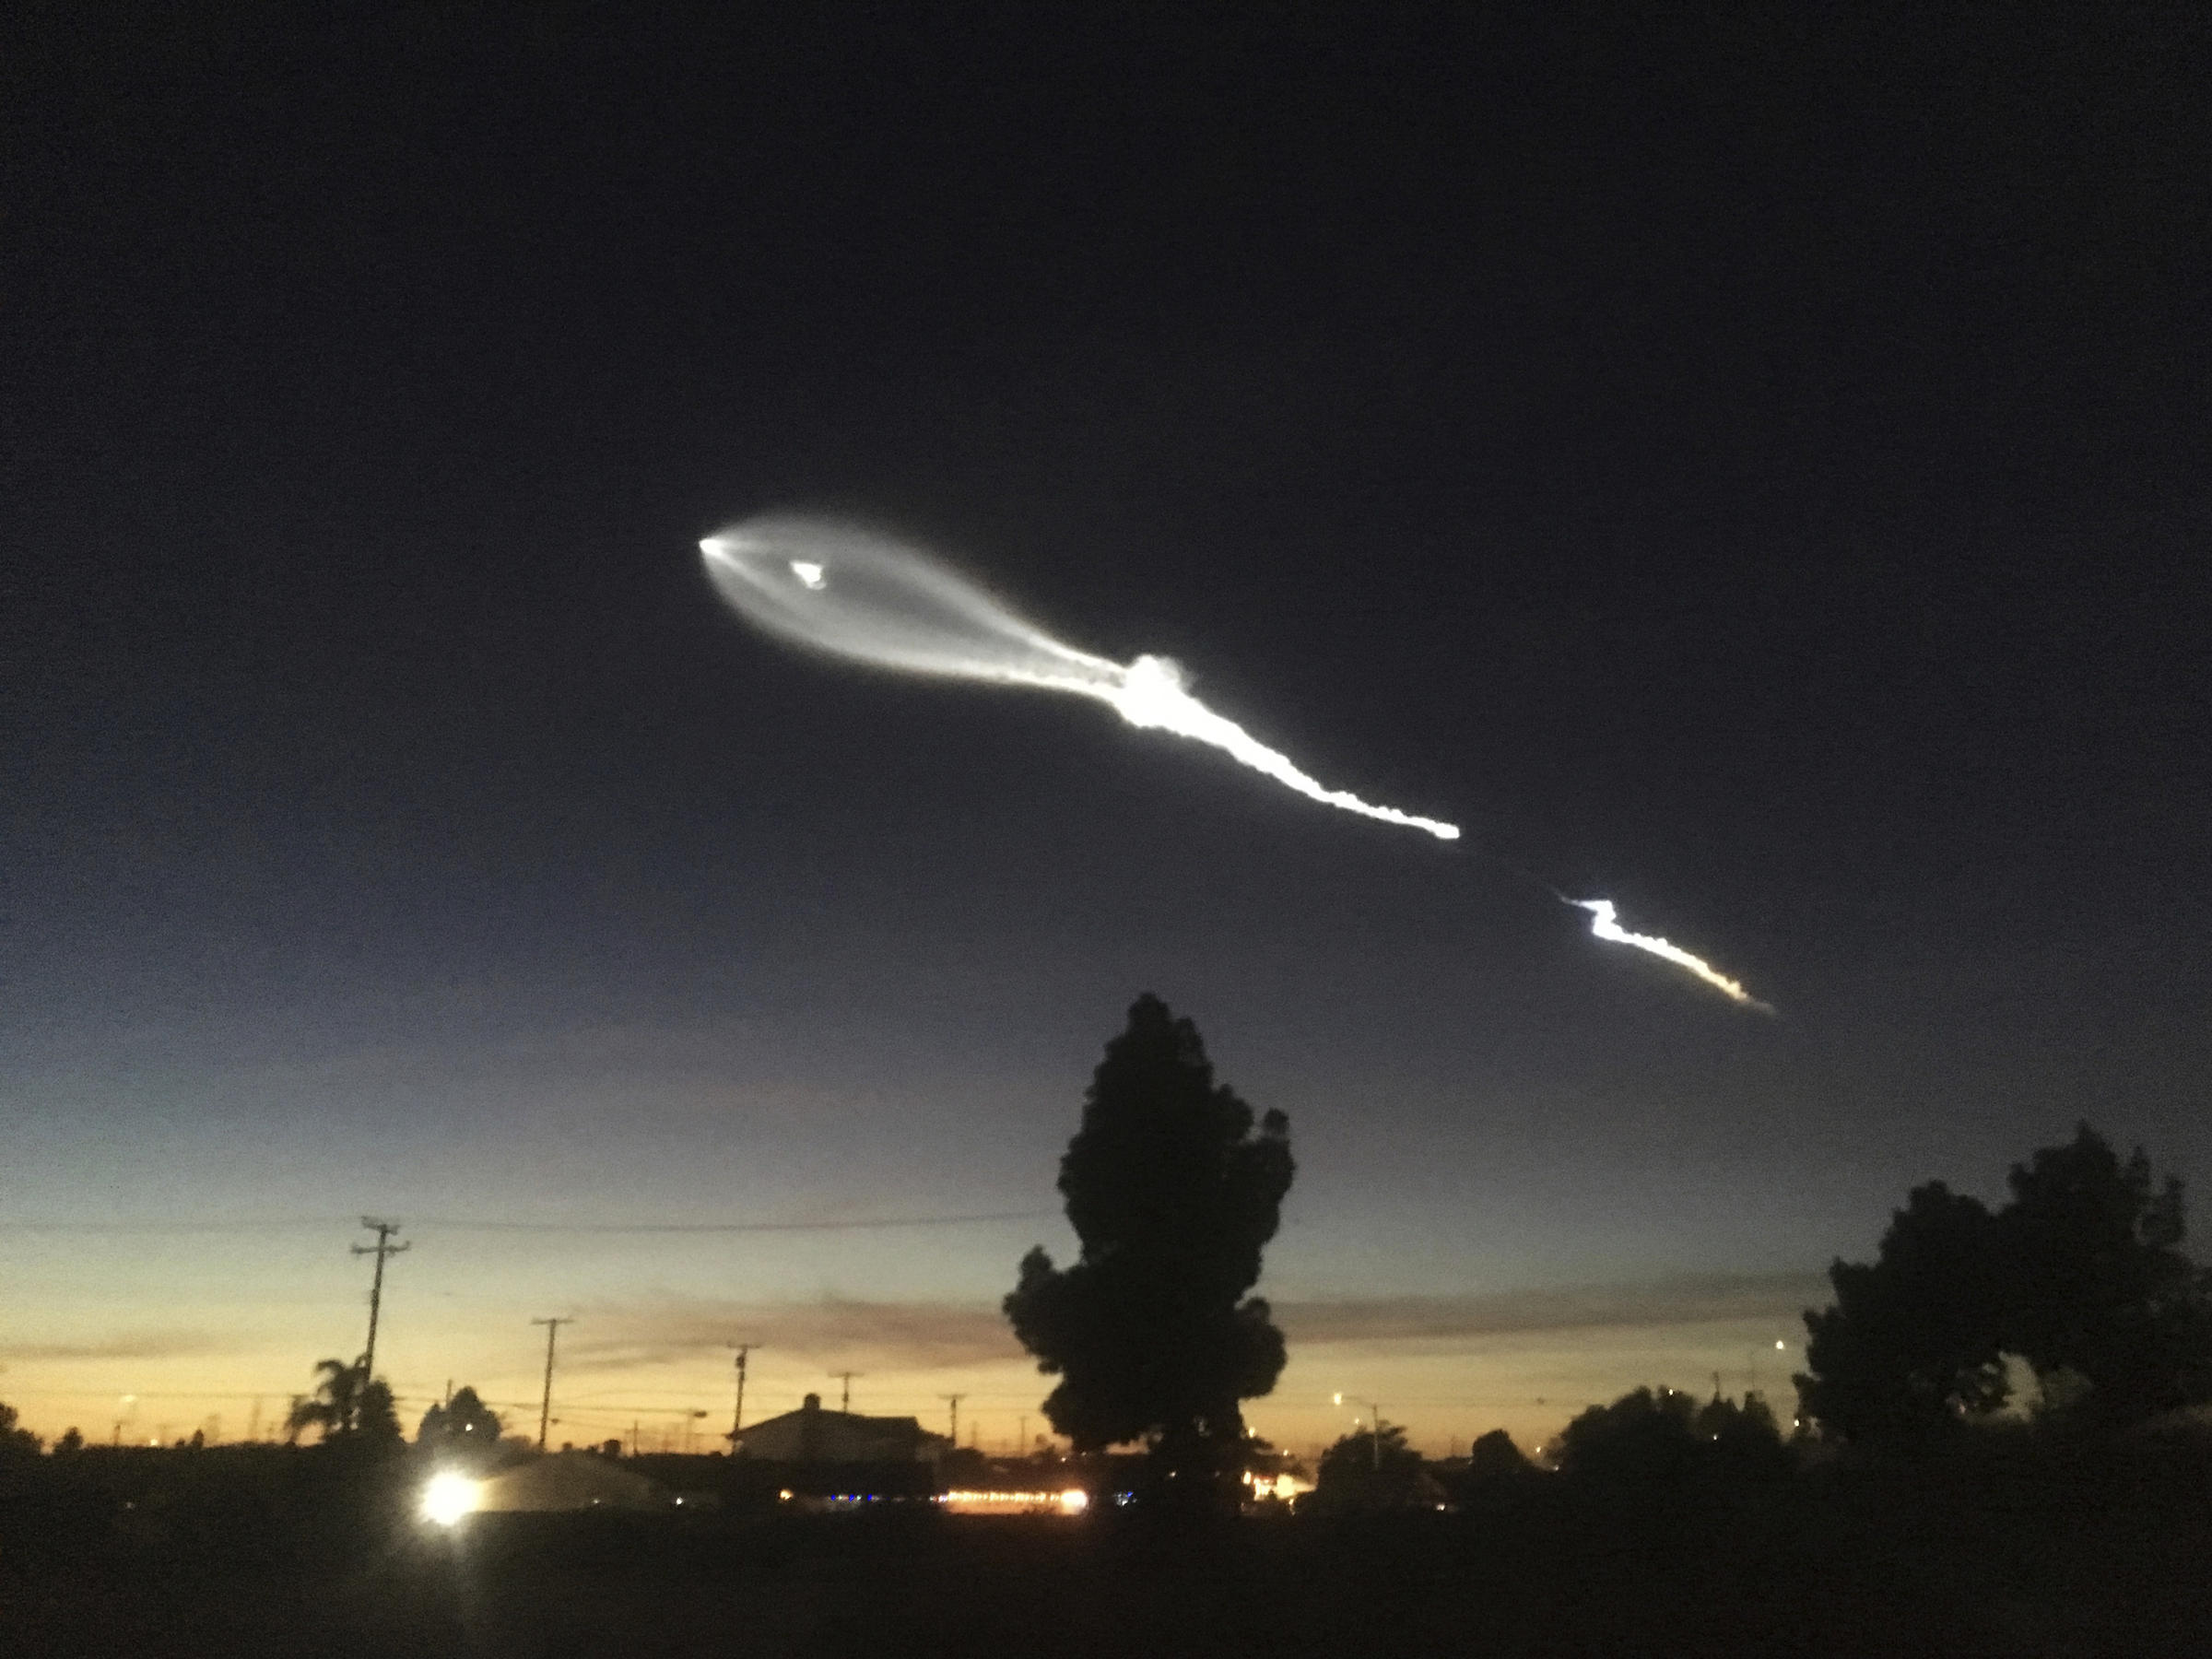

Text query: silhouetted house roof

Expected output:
[736,1394,950,1464]
[475,1451,669,1512]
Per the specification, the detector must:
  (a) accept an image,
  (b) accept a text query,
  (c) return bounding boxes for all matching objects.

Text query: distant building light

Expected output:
[937,1488,1093,1516]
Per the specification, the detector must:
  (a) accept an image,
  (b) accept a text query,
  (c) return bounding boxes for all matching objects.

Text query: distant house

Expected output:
[736,1394,949,1465]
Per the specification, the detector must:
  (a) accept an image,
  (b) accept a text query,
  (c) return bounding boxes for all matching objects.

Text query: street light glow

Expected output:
[420,1472,480,1527]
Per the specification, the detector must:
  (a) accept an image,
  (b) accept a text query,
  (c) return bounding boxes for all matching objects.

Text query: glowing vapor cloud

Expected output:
[700,515,1459,841]
[701,515,1769,1008]
[1571,900,1771,1013]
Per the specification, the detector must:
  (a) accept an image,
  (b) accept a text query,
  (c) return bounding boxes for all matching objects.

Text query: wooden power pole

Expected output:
[532,1316,572,1451]
[351,1218,409,1387]
[726,1343,752,1447]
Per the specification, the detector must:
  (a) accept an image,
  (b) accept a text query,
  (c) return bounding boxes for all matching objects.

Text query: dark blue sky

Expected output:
[4,6,2206,1450]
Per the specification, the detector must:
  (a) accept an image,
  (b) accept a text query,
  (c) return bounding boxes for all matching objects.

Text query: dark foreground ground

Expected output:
[4,1446,2208,1657]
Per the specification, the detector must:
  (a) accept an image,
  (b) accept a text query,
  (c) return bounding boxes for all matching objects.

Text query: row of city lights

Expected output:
[417,1474,1091,1526]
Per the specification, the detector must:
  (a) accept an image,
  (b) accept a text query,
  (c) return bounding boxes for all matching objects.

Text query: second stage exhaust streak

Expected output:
[1571,900,1772,1013]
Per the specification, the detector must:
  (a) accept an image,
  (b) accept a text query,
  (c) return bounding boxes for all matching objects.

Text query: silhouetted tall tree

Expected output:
[1005,994,1294,1488]
[1797,1182,2010,1441]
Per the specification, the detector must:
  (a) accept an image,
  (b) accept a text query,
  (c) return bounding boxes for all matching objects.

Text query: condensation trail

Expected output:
[1570,900,1772,1013]
[700,514,1459,841]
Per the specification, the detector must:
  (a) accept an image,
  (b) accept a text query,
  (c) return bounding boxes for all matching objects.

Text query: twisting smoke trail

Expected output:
[1570,900,1772,1013]
[700,515,1459,841]
[700,513,1770,1010]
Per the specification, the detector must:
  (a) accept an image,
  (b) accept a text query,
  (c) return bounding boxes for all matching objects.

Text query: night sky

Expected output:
[6,7,2206,1455]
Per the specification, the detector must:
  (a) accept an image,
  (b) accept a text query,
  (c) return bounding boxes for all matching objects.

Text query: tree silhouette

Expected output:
[418,1385,503,1461]
[1551,1386,1705,1481]
[288,1359,363,1441]
[1462,1428,1535,1484]
[1004,994,1294,1488]
[1797,1182,2010,1441]
[1693,1392,1793,1478]
[1549,1386,1788,1482]
[1797,1125,2212,1439]
[0,1402,41,1456]
[355,1377,402,1447]
[1998,1123,2212,1424]
[286,1356,400,1446]
[1312,1423,1428,1512]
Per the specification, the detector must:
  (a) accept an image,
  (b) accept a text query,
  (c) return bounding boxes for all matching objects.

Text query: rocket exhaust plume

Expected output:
[701,513,1768,1010]
[1570,899,1772,1013]
[700,515,1460,841]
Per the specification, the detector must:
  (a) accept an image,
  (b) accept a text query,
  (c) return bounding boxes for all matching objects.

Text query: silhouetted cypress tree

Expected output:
[1005,994,1293,1484]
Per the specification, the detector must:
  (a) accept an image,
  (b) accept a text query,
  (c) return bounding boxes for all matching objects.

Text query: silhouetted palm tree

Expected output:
[286,1357,367,1442]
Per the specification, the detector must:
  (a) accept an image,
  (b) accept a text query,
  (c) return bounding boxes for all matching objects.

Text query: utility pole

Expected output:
[726,1343,752,1447]
[829,1371,862,1414]
[532,1316,572,1452]
[940,1393,966,1449]
[351,1218,409,1389]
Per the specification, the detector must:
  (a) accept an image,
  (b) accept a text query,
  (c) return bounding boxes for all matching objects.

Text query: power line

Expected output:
[0,1209,1052,1236]
[0,1219,347,1234]
[412,1211,1053,1234]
